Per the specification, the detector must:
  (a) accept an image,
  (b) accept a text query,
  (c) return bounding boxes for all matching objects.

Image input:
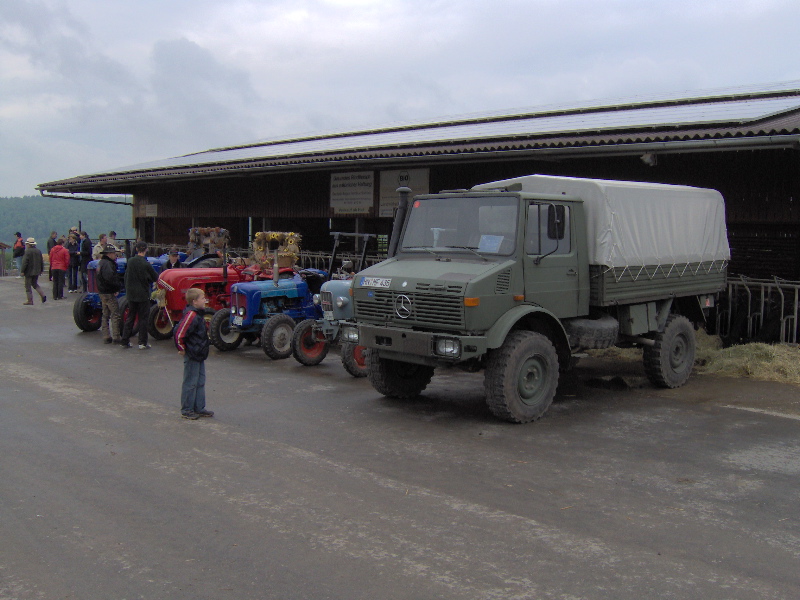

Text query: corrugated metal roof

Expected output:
[38,81,800,192]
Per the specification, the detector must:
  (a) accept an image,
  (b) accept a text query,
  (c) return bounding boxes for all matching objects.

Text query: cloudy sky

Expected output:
[1,0,799,197]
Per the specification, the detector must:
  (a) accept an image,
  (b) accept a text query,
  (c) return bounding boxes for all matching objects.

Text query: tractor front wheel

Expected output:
[73,293,102,331]
[341,343,368,377]
[148,305,174,341]
[262,314,295,360]
[209,307,243,351]
[291,319,329,366]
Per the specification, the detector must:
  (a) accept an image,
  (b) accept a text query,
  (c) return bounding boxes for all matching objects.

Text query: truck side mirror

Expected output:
[547,205,566,240]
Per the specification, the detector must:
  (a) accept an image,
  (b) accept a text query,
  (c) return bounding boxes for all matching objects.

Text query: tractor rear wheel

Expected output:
[262,314,295,360]
[73,293,102,331]
[209,307,243,351]
[291,319,329,365]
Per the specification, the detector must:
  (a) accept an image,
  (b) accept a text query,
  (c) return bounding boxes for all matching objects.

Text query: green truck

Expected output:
[341,174,730,423]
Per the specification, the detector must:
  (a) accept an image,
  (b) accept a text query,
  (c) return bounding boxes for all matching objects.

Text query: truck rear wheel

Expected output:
[291,319,329,365]
[73,292,102,331]
[209,307,242,351]
[341,342,368,378]
[484,331,559,423]
[148,305,174,340]
[366,351,434,398]
[262,314,295,360]
[643,314,695,388]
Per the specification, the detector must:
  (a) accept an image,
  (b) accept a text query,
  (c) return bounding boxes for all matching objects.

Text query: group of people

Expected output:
[14,232,212,421]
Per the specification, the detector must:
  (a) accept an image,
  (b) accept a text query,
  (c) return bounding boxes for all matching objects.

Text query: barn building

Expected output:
[38,81,800,280]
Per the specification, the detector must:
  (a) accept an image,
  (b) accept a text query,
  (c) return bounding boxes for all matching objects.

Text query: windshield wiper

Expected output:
[402,246,448,261]
[442,246,489,261]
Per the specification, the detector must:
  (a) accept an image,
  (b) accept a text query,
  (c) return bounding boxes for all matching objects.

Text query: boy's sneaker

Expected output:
[138,343,152,350]
[181,412,200,420]
[196,409,214,418]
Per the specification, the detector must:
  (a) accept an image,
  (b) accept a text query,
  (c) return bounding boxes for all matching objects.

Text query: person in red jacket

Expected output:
[49,237,70,300]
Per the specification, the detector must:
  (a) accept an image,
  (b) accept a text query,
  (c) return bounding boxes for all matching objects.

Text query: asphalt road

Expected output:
[1,276,798,600]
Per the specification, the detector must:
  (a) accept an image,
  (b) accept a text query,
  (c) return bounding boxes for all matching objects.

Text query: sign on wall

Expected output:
[379,169,430,217]
[330,172,375,215]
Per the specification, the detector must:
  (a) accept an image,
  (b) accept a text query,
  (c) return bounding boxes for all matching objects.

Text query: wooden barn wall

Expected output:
[130,148,800,279]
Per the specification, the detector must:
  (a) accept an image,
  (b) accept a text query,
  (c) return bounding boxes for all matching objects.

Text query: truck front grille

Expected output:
[356,290,464,328]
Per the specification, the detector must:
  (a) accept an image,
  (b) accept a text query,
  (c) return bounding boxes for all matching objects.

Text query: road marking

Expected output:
[723,405,800,421]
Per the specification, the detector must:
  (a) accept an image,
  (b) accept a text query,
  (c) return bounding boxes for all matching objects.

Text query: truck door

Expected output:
[523,202,583,318]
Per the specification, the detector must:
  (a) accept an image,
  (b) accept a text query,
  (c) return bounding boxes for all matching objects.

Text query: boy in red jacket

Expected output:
[174,288,214,420]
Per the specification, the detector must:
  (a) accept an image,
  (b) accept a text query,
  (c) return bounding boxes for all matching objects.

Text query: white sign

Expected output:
[379,169,430,217]
[330,172,375,215]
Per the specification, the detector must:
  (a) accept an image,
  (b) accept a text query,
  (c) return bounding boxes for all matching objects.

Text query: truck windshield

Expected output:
[399,196,518,256]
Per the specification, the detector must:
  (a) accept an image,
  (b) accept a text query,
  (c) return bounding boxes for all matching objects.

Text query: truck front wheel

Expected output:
[643,314,695,388]
[484,331,559,423]
[209,308,243,351]
[366,351,434,398]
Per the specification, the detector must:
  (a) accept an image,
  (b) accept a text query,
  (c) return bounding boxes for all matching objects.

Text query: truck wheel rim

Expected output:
[518,356,547,405]
[670,334,689,370]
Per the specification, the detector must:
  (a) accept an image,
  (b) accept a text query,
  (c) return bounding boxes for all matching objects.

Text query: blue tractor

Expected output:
[72,255,171,332]
[209,268,327,359]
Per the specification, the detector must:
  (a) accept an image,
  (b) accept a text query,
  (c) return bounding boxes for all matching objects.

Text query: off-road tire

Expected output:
[643,314,696,388]
[261,314,295,360]
[148,304,174,341]
[341,343,368,378]
[209,307,243,351]
[366,350,434,398]
[73,292,102,331]
[291,319,329,366]
[484,330,559,423]
[563,315,618,350]
[116,297,140,337]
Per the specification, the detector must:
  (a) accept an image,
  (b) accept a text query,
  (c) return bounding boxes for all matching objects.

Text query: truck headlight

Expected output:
[341,326,359,343]
[434,337,461,358]
[335,296,349,308]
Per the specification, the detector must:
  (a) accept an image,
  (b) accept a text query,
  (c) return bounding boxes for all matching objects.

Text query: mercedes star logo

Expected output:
[394,294,412,319]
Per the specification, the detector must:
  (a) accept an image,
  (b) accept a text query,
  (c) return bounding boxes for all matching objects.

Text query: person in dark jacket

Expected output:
[120,241,158,349]
[162,246,183,269]
[66,233,80,292]
[174,288,214,419]
[97,245,123,344]
[21,237,46,305]
[78,231,92,292]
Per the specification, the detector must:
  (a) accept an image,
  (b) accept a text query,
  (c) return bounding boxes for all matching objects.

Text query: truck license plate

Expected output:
[233,315,243,326]
[361,277,391,288]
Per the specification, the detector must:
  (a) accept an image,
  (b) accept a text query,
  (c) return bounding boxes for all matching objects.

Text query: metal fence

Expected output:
[718,276,800,345]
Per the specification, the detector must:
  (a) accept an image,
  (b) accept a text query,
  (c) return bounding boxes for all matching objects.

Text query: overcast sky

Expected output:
[1,0,799,197]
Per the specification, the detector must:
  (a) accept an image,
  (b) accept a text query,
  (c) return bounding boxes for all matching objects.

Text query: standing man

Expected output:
[12,232,25,277]
[79,231,92,292]
[92,233,108,261]
[46,231,58,281]
[21,237,46,305]
[120,241,158,350]
[97,245,122,344]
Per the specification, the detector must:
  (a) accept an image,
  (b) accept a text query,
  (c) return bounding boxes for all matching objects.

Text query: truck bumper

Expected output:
[353,323,487,364]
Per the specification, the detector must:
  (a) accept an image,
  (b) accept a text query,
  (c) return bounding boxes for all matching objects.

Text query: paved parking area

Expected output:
[1,276,798,599]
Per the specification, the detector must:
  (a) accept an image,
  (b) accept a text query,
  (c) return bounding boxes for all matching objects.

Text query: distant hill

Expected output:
[2,195,135,266]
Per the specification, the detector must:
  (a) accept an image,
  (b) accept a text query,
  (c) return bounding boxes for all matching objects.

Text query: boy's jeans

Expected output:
[181,357,206,415]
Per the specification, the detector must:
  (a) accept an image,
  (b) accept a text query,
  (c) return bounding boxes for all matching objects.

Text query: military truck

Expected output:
[342,175,730,423]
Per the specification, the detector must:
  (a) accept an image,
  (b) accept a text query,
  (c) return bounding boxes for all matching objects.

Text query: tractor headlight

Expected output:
[230,307,236,315]
[335,296,349,309]
[313,294,321,305]
[434,337,461,358]
[341,326,359,343]
[238,307,246,316]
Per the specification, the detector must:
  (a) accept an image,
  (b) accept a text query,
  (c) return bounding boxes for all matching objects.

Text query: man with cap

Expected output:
[162,246,183,270]
[20,237,46,305]
[96,244,123,343]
